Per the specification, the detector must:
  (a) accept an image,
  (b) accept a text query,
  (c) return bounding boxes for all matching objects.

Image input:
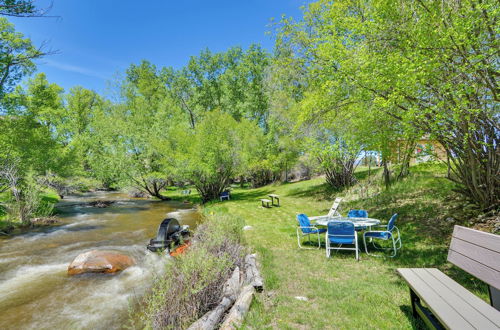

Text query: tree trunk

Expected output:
[383,161,391,189]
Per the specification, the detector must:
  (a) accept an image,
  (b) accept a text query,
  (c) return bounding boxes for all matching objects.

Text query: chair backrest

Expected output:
[448,225,500,291]
[327,220,355,238]
[297,214,312,234]
[387,213,398,231]
[347,209,368,218]
[221,191,229,197]
[327,197,343,217]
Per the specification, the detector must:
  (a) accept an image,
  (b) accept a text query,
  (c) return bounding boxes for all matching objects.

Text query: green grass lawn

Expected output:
[165,163,489,329]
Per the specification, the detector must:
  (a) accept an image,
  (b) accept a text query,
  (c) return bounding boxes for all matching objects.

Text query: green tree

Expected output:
[88,61,179,197]
[163,45,270,127]
[0,18,46,100]
[62,86,102,173]
[277,0,499,209]
[0,1,36,17]
[174,111,258,202]
[0,73,69,176]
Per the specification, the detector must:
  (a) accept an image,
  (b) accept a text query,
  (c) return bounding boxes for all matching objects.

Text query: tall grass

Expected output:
[137,213,245,329]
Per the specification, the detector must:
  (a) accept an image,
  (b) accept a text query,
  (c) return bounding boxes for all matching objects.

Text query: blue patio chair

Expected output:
[347,209,368,218]
[296,213,326,249]
[326,220,359,260]
[363,213,402,257]
[220,190,230,201]
[348,209,368,231]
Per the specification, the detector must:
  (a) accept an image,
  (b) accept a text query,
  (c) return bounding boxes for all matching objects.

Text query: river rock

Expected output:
[68,250,135,275]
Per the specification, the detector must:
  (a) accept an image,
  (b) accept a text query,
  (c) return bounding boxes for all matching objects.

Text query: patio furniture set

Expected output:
[296,197,402,260]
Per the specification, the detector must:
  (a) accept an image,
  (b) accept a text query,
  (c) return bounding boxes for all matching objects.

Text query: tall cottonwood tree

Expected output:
[163,45,270,128]
[277,0,499,209]
[89,61,179,198]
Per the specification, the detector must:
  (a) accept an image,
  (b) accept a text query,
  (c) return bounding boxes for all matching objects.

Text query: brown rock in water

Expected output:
[30,217,60,226]
[68,250,135,276]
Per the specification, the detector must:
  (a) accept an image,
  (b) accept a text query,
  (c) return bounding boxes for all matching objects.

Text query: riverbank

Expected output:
[0,191,60,235]
[132,212,245,329]
[164,163,490,328]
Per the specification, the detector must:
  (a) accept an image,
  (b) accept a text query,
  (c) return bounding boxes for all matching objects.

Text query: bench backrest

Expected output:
[448,225,500,290]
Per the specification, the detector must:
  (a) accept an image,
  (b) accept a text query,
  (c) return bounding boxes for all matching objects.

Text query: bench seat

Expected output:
[398,268,500,329]
[260,199,271,207]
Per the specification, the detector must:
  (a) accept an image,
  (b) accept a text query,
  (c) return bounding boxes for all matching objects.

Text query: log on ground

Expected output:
[244,254,263,291]
[219,285,255,330]
[187,266,241,330]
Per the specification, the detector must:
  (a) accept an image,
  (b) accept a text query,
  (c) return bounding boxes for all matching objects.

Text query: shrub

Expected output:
[5,172,53,224]
[138,213,245,329]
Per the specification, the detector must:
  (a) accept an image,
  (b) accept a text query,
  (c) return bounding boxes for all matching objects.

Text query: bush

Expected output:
[138,213,245,329]
[5,172,54,224]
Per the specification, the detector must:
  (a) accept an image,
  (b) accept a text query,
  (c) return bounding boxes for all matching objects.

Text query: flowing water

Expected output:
[0,192,199,330]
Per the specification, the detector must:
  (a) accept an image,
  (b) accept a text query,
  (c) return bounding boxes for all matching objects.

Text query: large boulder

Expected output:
[68,250,135,276]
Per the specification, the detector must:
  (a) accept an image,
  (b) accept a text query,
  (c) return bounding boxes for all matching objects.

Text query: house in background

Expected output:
[393,135,447,165]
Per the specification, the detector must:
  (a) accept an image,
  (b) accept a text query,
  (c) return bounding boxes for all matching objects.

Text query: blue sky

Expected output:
[9,1,306,94]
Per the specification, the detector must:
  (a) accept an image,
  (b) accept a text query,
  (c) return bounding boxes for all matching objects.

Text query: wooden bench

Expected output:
[398,225,500,329]
[260,199,271,208]
[268,194,280,206]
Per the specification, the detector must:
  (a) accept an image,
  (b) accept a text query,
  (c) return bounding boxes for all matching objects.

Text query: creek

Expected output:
[0,191,199,329]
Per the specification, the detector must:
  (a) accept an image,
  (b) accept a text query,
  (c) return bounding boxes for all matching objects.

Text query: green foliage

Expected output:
[0,1,35,17]
[164,45,270,128]
[308,135,360,189]
[174,110,261,202]
[4,170,53,224]
[0,73,75,177]
[0,17,43,99]
[85,61,180,196]
[276,0,499,208]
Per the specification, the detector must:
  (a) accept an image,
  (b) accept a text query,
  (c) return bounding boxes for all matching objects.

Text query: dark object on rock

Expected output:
[87,200,115,208]
[147,218,190,252]
[128,189,148,198]
[68,250,135,275]
[30,217,60,226]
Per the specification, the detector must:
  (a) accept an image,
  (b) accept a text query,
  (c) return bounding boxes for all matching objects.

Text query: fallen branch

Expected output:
[187,266,241,330]
[219,285,255,330]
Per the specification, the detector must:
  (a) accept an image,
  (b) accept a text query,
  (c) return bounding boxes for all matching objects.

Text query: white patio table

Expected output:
[314,216,381,229]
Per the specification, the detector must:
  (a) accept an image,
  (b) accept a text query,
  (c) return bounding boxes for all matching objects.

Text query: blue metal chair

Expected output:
[220,191,230,201]
[326,220,359,260]
[296,214,326,249]
[363,213,402,257]
[347,209,368,218]
[347,209,368,231]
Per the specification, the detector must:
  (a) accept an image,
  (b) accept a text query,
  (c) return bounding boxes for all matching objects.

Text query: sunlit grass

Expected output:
[164,163,489,329]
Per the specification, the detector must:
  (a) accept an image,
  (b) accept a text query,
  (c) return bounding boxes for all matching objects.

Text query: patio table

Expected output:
[314,216,380,228]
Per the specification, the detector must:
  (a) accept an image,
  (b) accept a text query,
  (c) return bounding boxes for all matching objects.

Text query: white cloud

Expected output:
[43,59,109,80]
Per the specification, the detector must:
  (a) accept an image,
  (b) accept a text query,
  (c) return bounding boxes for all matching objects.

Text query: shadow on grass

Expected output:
[354,167,382,181]
[230,189,274,201]
[399,305,426,330]
[285,182,339,200]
